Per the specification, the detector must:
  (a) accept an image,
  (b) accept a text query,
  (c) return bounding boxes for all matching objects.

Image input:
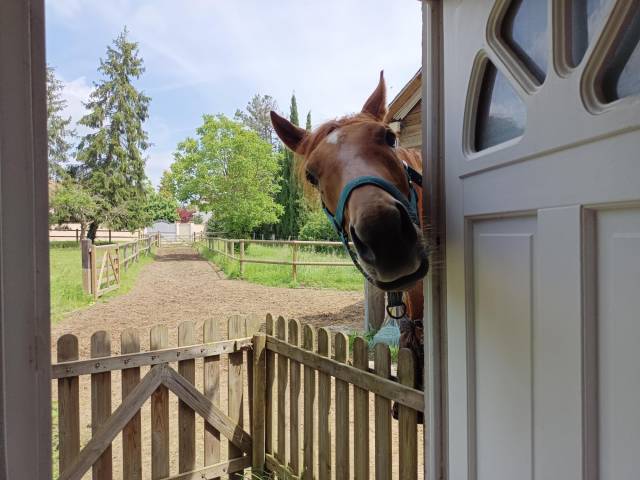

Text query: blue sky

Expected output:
[46,1,422,186]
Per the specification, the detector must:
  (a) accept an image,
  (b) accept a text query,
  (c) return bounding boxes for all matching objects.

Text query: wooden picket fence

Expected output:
[52,314,423,480]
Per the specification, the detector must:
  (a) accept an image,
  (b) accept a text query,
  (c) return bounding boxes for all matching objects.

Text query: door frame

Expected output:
[422,1,448,480]
[0,0,51,477]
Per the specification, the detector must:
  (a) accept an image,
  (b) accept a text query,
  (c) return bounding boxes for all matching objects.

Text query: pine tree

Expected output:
[306,111,312,131]
[234,94,279,148]
[275,93,305,239]
[46,66,75,180]
[76,28,151,240]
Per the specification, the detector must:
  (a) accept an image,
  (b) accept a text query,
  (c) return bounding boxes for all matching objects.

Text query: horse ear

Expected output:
[361,71,387,121]
[270,111,308,153]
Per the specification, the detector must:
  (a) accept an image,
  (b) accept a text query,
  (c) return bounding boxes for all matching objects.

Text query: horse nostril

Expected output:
[350,225,376,264]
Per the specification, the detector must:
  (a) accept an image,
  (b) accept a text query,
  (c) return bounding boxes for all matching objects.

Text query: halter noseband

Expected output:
[322,162,423,293]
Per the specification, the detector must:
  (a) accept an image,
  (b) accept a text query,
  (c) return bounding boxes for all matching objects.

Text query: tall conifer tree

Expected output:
[46,66,75,180]
[76,28,151,239]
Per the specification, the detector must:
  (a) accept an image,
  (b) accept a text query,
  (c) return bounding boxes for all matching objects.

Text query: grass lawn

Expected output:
[50,241,155,324]
[198,242,363,291]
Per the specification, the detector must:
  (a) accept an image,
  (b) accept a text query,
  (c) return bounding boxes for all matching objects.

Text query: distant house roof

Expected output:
[387,68,422,121]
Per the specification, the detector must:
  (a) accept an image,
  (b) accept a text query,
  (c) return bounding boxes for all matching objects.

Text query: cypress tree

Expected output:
[306,111,312,131]
[46,66,75,180]
[76,28,151,240]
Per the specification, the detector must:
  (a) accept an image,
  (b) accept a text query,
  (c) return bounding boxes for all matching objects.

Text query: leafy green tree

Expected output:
[298,208,339,242]
[234,94,279,148]
[49,179,99,237]
[162,114,282,237]
[146,190,179,223]
[76,28,151,239]
[47,66,75,180]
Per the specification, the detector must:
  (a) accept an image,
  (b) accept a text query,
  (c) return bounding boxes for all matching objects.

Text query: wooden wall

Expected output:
[398,100,423,150]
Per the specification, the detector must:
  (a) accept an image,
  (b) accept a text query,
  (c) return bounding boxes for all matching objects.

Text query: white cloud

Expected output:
[60,76,92,133]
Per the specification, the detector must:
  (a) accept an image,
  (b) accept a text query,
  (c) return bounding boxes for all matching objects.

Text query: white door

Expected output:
[442,1,640,479]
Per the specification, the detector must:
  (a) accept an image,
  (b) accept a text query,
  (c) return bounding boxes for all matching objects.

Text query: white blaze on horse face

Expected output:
[326,129,341,145]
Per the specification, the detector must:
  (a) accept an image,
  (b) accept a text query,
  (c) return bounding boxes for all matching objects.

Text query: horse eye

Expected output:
[385,129,397,148]
[305,170,319,187]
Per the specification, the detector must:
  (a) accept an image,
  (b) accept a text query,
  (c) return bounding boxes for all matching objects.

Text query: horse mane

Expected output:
[294,112,421,200]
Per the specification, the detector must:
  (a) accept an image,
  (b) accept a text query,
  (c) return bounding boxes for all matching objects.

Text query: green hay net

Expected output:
[372,315,402,347]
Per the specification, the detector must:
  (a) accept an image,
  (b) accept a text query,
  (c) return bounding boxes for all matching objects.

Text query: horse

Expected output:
[270,72,428,405]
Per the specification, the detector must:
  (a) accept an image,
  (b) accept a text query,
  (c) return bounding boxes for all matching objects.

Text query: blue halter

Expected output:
[322,162,423,288]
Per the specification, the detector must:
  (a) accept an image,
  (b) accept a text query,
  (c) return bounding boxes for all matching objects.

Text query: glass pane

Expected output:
[600,10,640,102]
[475,62,527,151]
[569,0,612,67]
[501,0,549,83]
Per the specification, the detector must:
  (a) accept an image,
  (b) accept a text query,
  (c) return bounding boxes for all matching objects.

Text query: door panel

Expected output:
[472,218,535,480]
[597,207,640,480]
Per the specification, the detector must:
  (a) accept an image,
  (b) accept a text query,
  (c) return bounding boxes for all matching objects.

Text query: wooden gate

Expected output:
[91,244,120,299]
[52,316,259,480]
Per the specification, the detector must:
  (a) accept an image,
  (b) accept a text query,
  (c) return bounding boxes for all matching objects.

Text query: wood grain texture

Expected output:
[276,316,288,465]
[203,318,221,471]
[52,337,251,379]
[91,331,112,480]
[353,337,369,480]
[150,325,169,479]
[178,321,196,473]
[163,457,251,480]
[163,366,252,454]
[57,334,80,476]
[398,348,418,480]
[288,319,301,475]
[302,324,316,480]
[374,343,392,480]
[246,313,261,435]
[334,333,350,480]
[121,329,142,480]
[266,336,424,411]
[317,328,331,480]
[265,314,276,456]
[227,315,245,479]
[252,334,267,473]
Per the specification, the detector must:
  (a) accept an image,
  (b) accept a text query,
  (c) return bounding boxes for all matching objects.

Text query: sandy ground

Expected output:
[51,245,422,479]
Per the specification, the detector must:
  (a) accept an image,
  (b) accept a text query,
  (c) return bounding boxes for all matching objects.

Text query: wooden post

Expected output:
[150,325,169,479]
[75,228,79,243]
[398,348,418,479]
[317,328,331,480]
[291,242,298,282]
[364,281,385,332]
[91,331,112,480]
[91,243,98,300]
[239,240,245,277]
[266,315,276,459]
[228,315,245,478]
[81,239,92,294]
[203,319,221,472]
[334,333,350,479]
[353,337,369,480]
[121,329,142,480]
[108,229,112,243]
[252,333,267,474]
[178,321,196,473]
[288,319,301,476]
[57,334,80,476]
[302,324,316,480]
[374,344,392,480]
[276,316,288,465]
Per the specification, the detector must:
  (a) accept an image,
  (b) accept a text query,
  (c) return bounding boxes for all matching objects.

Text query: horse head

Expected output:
[270,72,428,291]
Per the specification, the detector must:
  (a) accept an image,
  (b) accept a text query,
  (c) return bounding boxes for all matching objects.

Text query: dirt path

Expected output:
[53,245,364,356]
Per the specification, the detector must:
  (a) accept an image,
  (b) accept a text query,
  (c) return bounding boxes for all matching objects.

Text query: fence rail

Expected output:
[52,314,424,480]
[199,235,356,281]
[81,233,160,299]
[49,228,143,243]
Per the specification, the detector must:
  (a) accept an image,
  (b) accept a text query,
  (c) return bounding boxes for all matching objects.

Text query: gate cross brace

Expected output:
[59,364,252,480]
